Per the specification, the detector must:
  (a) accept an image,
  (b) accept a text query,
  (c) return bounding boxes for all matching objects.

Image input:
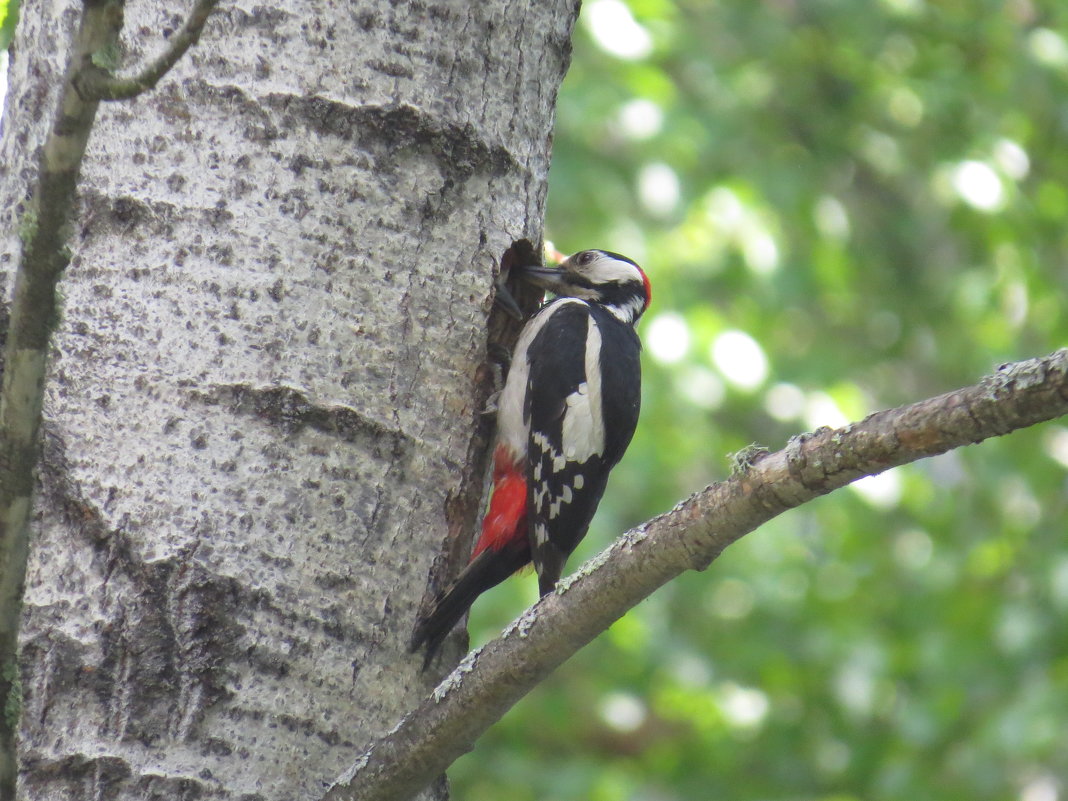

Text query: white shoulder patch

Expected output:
[559,314,605,463]
[497,298,589,456]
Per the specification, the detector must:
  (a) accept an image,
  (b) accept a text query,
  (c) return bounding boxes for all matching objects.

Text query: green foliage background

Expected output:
[458,2,1068,799]
[0,0,16,51]
[1,0,1065,797]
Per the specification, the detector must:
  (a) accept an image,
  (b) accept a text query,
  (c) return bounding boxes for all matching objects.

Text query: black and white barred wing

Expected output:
[523,300,615,595]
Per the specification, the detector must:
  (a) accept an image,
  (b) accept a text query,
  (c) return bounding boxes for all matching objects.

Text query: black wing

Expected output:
[524,301,642,594]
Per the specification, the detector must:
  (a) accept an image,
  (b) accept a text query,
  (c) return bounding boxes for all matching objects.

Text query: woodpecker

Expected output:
[411,249,651,664]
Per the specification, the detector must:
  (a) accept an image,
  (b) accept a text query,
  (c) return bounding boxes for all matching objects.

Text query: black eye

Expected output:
[578,251,595,266]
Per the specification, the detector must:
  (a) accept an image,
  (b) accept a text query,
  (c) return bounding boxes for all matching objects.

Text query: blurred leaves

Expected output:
[0,0,16,51]
[459,1,1068,800]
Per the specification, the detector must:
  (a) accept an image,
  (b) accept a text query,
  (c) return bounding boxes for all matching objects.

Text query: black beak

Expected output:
[518,263,569,293]
[493,278,524,320]
[495,264,568,321]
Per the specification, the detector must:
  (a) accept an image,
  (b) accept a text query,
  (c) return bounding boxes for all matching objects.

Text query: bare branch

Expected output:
[78,0,220,101]
[322,349,1068,801]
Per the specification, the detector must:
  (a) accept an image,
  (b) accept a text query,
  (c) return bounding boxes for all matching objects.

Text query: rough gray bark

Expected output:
[0,4,218,797]
[0,1,578,799]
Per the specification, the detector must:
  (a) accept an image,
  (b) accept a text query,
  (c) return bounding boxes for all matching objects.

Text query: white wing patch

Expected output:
[560,316,605,463]
[497,298,588,457]
[548,489,576,520]
[532,430,584,522]
[526,306,606,540]
[534,522,549,547]
[531,431,558,519]
[532,431,555,464]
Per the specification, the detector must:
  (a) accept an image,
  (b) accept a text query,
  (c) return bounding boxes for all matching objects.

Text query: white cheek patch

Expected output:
[606,294,647,323]
[584,254,643,285]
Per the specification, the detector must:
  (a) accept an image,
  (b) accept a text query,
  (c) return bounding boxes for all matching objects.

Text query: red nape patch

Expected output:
[639,265,652,310]
[471,468,527,560]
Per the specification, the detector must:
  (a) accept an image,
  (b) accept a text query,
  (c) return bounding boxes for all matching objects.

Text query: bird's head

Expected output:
[521,249,651,325]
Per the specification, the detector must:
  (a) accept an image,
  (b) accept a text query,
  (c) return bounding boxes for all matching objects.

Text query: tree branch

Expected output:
[322,348,1068,801]
[77,0,219,101]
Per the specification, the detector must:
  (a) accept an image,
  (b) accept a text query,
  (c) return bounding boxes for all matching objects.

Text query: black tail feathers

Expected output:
[410,543,529,669]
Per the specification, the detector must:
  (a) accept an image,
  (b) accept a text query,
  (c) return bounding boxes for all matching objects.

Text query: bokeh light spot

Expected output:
[711,330,769,391]
[637,162,680,217]
[952,160,1004,212]
[584,0,653,61]
[646,312,690,364]
[618,99,663,140]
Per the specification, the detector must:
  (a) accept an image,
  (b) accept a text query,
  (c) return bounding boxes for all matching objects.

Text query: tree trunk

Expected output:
[0,1,578,798]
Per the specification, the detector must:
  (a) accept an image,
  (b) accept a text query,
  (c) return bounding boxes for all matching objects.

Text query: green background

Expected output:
[459,2,1068,800]
[0,0,16,51]
[4,1,1067,798]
